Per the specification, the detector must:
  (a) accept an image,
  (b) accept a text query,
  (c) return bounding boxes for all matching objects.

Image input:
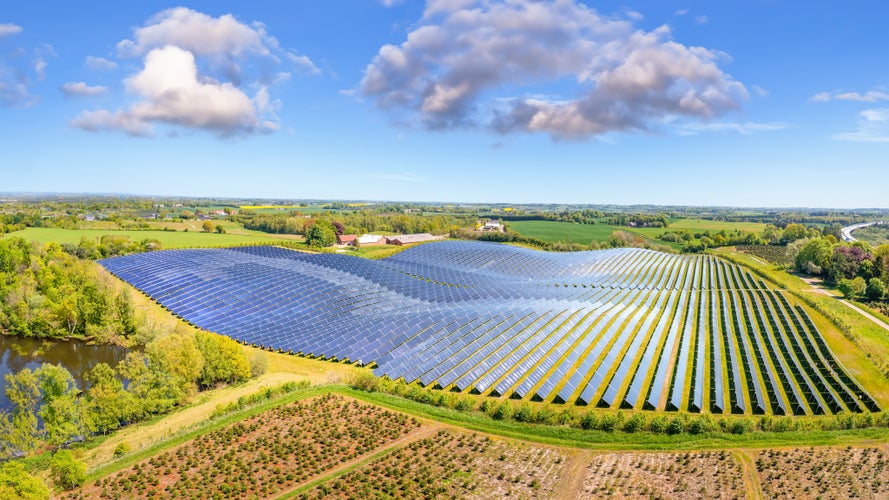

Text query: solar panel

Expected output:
[99,240,877,415]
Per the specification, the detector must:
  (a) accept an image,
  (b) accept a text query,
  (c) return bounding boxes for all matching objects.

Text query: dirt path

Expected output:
[272,424,443,499]
[554,450,592,500]
[840,299,889,333]
[733,450,764,500]
[801,276,889,334]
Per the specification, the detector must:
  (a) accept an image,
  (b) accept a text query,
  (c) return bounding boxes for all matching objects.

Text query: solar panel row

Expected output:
[99,240,877,415]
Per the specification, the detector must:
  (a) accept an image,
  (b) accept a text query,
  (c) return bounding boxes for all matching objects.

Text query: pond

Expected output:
[0,334,128,413]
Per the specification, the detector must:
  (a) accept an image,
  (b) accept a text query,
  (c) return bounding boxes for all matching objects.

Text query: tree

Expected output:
[781,223,809,244]
[201,220,214,233]
[0,461,49,500]
[3,369,40,453]
[795,238,833,275]
[36,364,79,447]
[867,277,886,301]
[215,224,226,234]
[82,363,131,434]
[145,331,204,394]
[194,332,251,388]
[50,450,86,490]
[305,222,336,247]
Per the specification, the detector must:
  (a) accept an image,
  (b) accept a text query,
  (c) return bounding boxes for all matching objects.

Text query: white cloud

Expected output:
[71,46,274,137]
[72,8,313,138]
[84,56,118,71]
[361,0,747,139]
[0,23,23,37]
[832,108,889,143]
[674,9,689,16]
[381,0,405,6]
[810,89,889,103]
[60,81,108,97]
[752,85,769,97]
[695,15,709,24]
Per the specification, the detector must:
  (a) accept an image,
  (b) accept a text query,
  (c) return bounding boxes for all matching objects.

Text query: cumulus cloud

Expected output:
[60,81,108,97]
[72,46,274,137]
[73,7,313,138]
[810,89,889,103]
[0,23,23,37]
[832,108,889,143]
[84,56,118,71]
[361,0,747,139]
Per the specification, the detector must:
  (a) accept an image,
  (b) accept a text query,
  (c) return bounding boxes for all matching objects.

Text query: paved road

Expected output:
[841,221,885,242]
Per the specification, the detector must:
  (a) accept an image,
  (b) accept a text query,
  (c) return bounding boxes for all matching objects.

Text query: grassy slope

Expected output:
[3,226,299,248]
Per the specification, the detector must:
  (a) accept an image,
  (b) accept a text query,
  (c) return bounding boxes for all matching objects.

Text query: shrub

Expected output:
[622,413,647,433]
[667,416,686,435]
[599,414,619,432]
[491,403,513,421]
[580,411,599,430]
[350,372,379,392]
[513,405,534,423]
[50,450,86,490]
[114,442,131,458]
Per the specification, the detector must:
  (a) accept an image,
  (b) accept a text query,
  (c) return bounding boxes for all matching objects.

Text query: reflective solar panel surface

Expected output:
[100,240,878,414]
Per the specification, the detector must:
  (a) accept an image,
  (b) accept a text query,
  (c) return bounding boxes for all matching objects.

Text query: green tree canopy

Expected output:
[305,221,336,247]
[50,450,86,490]
[0,461,49,500]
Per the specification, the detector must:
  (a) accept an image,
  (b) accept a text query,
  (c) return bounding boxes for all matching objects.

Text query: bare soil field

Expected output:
[754,446,889,499]
[578,450,747,499]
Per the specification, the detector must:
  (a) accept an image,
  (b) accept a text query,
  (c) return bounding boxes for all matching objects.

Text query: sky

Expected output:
[1,1,887,208]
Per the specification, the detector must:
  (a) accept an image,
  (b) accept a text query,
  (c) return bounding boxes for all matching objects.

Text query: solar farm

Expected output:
[100,240,878,416]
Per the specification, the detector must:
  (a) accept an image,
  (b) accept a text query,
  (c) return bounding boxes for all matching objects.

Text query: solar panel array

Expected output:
[100,240,878,415]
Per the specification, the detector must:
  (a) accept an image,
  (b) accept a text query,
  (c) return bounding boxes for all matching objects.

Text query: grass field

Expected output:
[3,227,300,249]
[854,225,889,246]
[509,218,767,246]
[509,220,623,243]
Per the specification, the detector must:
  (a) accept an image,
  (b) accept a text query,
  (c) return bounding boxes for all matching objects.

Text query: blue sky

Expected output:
[1,1,887,207]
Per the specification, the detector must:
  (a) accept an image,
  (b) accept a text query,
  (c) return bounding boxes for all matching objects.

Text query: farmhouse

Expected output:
[357,234,386,246]
[336,234,357,246]
[386,233,442,245]
[479,219,505,232]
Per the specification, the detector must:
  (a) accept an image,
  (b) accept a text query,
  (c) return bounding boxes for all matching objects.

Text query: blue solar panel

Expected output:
[99,240,876,415]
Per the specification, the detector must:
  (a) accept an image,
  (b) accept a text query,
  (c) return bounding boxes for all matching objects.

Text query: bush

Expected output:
[599,414,619,432]
[730,418,754,435]
[667,416,686,435]
[648,415,668,434]
[249,350,269,378]
[622,413,647,433]
[50,450,86,490]
[491,403,513,421]
[350,372,379,392]
[113,442,131,458]
[513,405,534,423]
[580,411,599,430]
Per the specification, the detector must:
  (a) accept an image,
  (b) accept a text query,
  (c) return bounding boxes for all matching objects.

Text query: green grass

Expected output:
[4,227,298,249]
[853,225,889,246]
[509,220,624,243]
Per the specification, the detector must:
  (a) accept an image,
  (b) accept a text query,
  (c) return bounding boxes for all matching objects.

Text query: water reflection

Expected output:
[0,334,128,413]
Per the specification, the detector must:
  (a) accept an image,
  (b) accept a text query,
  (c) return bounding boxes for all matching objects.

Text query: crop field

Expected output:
[580,451,746,499]
[300,430,566,499]
[101,240,878,417]
[4,227,298,248]
[66,395,421,499]
[754,446,889,499]
[509,220,623,243]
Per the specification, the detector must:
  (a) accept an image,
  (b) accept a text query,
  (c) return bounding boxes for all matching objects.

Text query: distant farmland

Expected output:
[3,227,299,248]
[509,218,767,245]
[508,220,623,243]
